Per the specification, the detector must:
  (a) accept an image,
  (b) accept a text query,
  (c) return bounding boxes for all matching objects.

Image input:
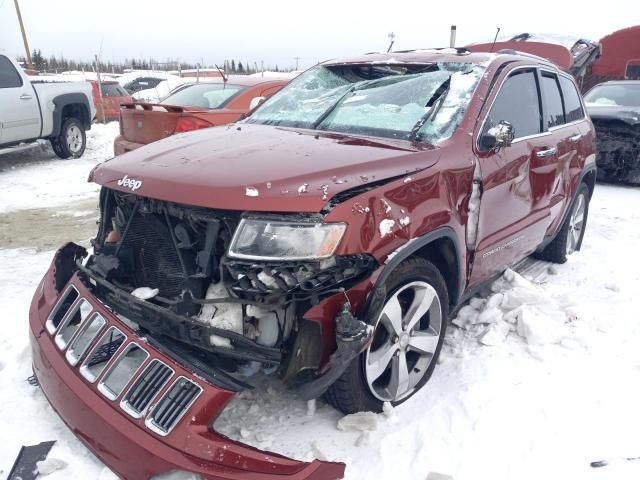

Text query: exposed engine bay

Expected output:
[81,187,376,390]
[592,119,640,184]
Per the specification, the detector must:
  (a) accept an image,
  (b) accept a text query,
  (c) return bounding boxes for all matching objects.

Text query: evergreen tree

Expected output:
[31,49,45,70]
[237,61,244,73]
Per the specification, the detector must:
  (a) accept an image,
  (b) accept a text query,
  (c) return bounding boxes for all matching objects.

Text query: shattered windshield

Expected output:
[585,84,640,107]
[246,62,485,143]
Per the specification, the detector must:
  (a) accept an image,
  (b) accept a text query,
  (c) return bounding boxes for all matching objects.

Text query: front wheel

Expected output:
[536,182,590,263]
[50,118,86,159]
[325,257,448,414]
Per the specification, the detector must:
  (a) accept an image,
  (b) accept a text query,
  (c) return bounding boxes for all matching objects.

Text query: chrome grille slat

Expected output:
[121,360,173,418]
[98,343,149,401]
[45,286,79,334]
[65,313,107,366]
[54,298,93,350]
[79,326,126,383]
[146,377,202,436]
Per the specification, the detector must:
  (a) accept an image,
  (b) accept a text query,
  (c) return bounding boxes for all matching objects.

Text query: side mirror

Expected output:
[249,96,266,111]
[481,120,515,151]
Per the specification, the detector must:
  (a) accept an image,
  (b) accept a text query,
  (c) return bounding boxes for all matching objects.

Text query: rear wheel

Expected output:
[50,118,86,159]
[325,257,448,414]
[536,183,590,263]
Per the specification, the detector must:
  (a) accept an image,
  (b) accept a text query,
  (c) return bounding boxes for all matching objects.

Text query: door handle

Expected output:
[536,147,557,158]
[19,93,33,100]
[570,133,582,142]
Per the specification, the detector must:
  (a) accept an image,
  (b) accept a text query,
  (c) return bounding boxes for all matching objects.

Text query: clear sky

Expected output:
[1,0,638,70]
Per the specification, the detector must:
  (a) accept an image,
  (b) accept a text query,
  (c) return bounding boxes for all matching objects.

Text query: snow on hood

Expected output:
[587,104,640,125]
[91,124,438,213]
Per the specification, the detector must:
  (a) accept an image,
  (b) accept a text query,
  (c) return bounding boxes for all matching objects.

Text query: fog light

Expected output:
[150,471,205,480]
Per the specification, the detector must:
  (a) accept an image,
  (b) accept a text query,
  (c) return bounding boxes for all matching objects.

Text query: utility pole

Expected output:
[14,0,32,69]
[94,54,105,123]
[293,57,300,71]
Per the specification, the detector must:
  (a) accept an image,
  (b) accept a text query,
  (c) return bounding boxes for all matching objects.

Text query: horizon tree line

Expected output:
[17,49,291,75]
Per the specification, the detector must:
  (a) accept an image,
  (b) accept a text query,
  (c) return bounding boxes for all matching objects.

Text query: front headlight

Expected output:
[228,218,347,260]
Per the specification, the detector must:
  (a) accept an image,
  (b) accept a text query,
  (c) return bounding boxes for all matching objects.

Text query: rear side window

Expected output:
[486,70,541,139]
[541,72,565,128]
[124,77,163,93]
[161,83,244,109]
[0,55,23,88]
[101,83,128,97]
[558,76,584,122]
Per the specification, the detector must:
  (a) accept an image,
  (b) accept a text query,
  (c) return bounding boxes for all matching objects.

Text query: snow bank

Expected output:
[0,122,119,213]
[451,268,573,347]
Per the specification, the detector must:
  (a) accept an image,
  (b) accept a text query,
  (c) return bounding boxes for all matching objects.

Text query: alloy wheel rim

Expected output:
[566,193,585,255]
[365,280,442,402]
[66,125,83,153]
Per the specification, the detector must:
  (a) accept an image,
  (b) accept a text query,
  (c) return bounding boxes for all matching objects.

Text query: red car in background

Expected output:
[467,33,601,87]
[89,80,134,122]
[114,76,288,155]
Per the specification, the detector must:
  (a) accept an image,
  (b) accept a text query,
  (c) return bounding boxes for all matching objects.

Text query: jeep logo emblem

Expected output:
[117,175,142,191]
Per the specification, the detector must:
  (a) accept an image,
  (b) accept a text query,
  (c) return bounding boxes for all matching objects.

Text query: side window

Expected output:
[142,78,162,89]
[541,72,565,128]
[485,70,541,141]
[626,61,640,80]
[558,76,584,122]
[0,55,24,88]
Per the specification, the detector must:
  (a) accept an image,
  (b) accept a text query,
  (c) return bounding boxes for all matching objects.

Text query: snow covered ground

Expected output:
[0,125,639,480]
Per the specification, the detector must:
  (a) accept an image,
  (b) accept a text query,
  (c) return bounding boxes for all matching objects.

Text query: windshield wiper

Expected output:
[409,77,451,142]
[311,85,356,129]
[311,75,415,130]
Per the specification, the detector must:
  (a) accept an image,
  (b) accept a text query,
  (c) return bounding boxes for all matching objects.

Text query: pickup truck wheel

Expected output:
[51,118,86,159]
[325,257,448,414]
[536,183,590,264]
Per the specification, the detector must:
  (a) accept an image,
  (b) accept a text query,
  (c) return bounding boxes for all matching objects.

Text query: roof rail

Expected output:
[393,47,471,55]
[495,48,554,64]
[363,47,472,55]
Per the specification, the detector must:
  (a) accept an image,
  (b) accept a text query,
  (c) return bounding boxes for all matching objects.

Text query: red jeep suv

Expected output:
[29,49,596,480]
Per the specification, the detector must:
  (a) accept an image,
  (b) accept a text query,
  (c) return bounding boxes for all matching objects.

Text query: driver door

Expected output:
[0,55,41,144]
[469,68,555,285]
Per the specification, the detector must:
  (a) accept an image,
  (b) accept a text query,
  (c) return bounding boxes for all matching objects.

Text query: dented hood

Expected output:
[92,124,438,212]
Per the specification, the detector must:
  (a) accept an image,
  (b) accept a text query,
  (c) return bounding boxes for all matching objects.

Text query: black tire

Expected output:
[536,182,590,264]
[325,257,449,414]
[50,117,86,159]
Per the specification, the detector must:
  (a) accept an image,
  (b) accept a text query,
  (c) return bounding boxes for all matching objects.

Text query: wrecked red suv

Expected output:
[29,49,596,480]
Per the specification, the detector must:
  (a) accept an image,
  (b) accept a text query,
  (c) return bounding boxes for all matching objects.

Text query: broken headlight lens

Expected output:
[228,219,346,260]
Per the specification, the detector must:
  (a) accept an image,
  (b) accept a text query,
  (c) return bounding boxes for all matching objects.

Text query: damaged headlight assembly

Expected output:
[228,218,347,261]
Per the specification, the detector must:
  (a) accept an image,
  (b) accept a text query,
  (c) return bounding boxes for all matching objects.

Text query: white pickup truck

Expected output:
[0,53,95,158]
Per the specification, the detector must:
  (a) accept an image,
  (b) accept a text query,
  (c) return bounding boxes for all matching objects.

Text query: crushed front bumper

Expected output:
[28,251,345,480]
